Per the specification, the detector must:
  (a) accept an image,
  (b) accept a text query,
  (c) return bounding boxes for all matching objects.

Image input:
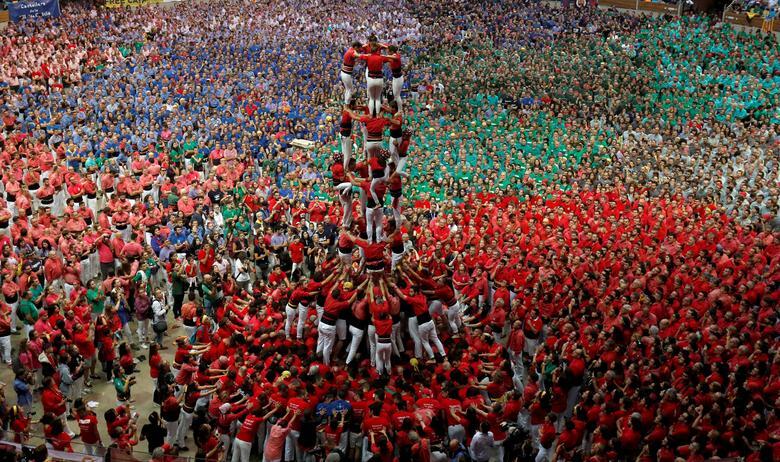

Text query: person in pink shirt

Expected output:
[97,233,116,277]
[43,251,64,289]
[263,410,300,462]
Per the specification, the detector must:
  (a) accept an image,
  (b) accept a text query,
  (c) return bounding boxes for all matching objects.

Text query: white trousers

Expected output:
[375,340,392,375]
[366,324,377,367]
[341,135,353,168]
[392,76,404,111]
[297,303,309,340]
[345,325,365,365]
[365,206,384,243]
[366,73,384,116]
[285,429,301,462]
[340,71,355,105]
[418,320,446,358]
[165,419,178,445]
[446,301,463,334]
[231,438,252,462]
[0,335,11,363]
[285,304,297,339]
[176,410,193,448]
[391,321,404,355]
[317,322,337,365]
[408,316,422,358]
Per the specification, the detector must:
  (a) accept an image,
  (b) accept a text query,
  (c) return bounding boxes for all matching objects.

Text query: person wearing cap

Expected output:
[215,400,252,460]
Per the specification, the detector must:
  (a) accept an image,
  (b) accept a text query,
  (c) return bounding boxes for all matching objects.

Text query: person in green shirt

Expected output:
[18,292,39,337]
[86,279,105,320]
[112,362,136,403]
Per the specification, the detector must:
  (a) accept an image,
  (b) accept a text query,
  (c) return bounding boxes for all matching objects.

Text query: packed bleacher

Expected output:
[0,1,777,462]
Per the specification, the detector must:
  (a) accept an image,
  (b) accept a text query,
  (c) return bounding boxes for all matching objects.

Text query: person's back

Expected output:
[264,422,291,462]
[141,417,166,453]
[469,422,494,462]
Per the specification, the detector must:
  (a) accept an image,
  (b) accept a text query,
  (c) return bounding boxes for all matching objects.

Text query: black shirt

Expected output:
[140,422,167,453]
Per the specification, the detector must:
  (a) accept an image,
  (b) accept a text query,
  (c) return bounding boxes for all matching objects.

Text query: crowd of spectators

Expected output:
[0,1,776,462]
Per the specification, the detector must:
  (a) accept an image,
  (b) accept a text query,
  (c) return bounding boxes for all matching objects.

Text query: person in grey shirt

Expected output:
[469,422,495,462]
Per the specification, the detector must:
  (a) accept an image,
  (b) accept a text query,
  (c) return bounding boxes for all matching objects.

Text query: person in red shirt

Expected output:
[340,41,362,105]
[288,236,306,278]
[537,414,557,462]
[195,423,223,462]
[386,45,404,110]
[232,403,280,462]
[316,281,361,365]
[345,106,391,155]
[268,266,289,287]
[9,405,30,444]
[320,410,348,455]
[285,276,318,341]
[392,278,446,360]
[49,419,74,452]
[73,399,102,456]
[41,377,74,436]
[371,281,394,375]
[370,431,394,462]
[357,38,387,116]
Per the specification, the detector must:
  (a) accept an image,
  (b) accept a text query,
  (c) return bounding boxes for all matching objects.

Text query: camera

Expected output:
[18,445,48,462]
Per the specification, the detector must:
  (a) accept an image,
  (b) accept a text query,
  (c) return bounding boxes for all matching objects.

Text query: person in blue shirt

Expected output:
[168,225,190,256]
[13,370,34,415]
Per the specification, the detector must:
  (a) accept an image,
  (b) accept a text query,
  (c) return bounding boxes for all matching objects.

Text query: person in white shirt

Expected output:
[151,288,168,345]
[469,422,495,462]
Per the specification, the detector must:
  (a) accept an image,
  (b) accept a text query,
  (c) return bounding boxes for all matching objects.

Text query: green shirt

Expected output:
[113,376,128,394]
[18,300,38,325]
[87,288,105,314]
[171,273,188,296]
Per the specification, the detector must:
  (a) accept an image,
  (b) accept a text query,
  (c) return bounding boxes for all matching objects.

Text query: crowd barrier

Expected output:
[0,430,195,462]
[597,0,683,15]
[104,0,161,8]
[722,1,779,32]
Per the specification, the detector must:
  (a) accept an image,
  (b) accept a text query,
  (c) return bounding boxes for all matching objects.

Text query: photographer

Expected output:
[113,364,137,403]
[152,288,169,346]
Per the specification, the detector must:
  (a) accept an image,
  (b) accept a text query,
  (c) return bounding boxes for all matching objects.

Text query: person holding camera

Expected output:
[152,288,169,346]
[113,364,137,403]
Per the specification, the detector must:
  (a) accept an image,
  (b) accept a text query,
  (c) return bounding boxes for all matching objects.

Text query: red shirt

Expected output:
[287,397,311,431]
[342,48,358,69]
[362,415,391,436]
[289,241,304,263]
[77,412,100,444]
[236,414,263,442]
[406,293,428,317]
[360,53,386,73]
[268,271,288,286]
[51,432,73,452]
[41,388,66,415]
[360,116,391,136]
